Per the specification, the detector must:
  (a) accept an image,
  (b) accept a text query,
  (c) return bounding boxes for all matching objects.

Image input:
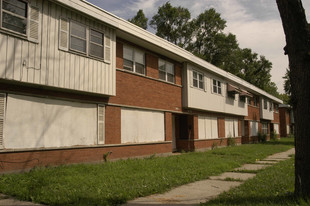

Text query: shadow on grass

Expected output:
[206,193,300,206]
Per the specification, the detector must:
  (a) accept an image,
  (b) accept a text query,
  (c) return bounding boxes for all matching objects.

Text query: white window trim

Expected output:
[70,20,88,54]
[89,28,104,59]
[159,59,174,83]
[123,44,145,75]
[97,105,105,145]
[192,70,205,90]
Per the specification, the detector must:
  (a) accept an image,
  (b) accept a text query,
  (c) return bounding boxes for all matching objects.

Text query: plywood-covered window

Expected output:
[250,121,258,137]
[225,118,238,138]
[198,116,218,139]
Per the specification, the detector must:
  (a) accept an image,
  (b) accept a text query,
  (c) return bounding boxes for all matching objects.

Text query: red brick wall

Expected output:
[279,107,288,137]
[0,143,172,173]
[218,117,225,138]
[175,63,182,86]
[146,53,158,79]
[246,105,260,121]
[109,70,182,111]
[272,111,280,123]
[165,112,172,141]
[105,106,121,144]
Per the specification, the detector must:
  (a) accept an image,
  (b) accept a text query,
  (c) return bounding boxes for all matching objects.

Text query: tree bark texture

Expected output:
[276,0,310,199]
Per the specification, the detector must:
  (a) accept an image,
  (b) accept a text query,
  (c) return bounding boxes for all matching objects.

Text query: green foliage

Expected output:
[211,142,218,150]
[0,139,293,205]
[270,131,278,141]
[257,132,267,143]
[128,9,148,30]
[150,2,192,48]
[203,157,305,206]
[227,137,236,146]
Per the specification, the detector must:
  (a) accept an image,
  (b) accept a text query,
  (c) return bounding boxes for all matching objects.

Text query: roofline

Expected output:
[54,0,283,104]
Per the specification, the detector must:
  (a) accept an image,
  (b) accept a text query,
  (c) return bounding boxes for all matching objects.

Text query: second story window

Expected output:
[213,79,222,95]
[70,21,87,53]
[159,59,174,83]
[89,29,104,58]
[193,71,204,89]
[253,97,258,107]
[275,104,279,113]
[264,99,268,110]
[123,45,145,75]
[1,0,27,34]
[269,101,273,111]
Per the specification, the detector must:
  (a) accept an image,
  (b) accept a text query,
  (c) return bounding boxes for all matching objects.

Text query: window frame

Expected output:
[89,28,104,59]
[69,20,87,54]
[269,101,273,111]
[159,59,175,83]
[212,79,222,95]
[253,97,258,107]
[0,0,28,36]
[264,99,268,110]
[262,123,268,134]
[123,44,145,75]
[192,70,204,89]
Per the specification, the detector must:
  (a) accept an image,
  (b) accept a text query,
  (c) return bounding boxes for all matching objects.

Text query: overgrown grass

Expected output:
[0,138,293,205]
[203,156,309,206]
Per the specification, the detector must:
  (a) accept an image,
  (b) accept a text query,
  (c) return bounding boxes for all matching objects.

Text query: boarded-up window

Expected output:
[273,123,279,135]
[121,108,164,143]
[198,116,218,139]
[225,118,239,137]
[250,121,258,137]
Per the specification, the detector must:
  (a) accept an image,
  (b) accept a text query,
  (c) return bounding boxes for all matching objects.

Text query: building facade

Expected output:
[0,0,283,173]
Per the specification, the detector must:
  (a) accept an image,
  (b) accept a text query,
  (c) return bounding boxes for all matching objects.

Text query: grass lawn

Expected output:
[0,138,294,206]
[202,156,308,206]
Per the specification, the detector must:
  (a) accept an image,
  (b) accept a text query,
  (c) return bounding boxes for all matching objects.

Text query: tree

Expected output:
[150,2,192,48]
[277,0,310,199]
[128,9,148,30]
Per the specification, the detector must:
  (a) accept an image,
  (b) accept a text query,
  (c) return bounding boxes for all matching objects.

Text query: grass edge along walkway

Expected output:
[0,138,294,206]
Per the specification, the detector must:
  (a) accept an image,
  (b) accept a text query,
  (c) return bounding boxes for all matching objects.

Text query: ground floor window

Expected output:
[198,115,218,139]
[262,123,268,134]
[250,121,258,137]
[225,118,239,138]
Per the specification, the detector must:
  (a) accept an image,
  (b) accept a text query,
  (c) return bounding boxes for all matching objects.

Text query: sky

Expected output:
[87,0,310,93]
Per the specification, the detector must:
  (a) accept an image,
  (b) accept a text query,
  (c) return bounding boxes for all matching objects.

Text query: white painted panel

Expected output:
[121,108,165,143]
[4,94,97,149]
[274,124,279,135]
[225,118,238,137]
[287,125,290,135]
[198,116,218,139]
[250,121,258,137]
[234,120,239,137]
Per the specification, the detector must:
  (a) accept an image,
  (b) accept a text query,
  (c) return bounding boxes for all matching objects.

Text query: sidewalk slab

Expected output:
[209,172,256,181]
[255,160,278,164]
[234,164,270,171]
[125,180,241,205]
[0,198,43,206]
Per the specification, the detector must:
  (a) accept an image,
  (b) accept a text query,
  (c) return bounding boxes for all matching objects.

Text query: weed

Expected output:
[227,137,236,146]
[103,151,112,162]
[211,142,218,150]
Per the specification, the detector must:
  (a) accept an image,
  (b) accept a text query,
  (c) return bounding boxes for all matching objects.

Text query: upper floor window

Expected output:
[193,71,204,89]
[123,45,145,75]
[264,99,268,110]
[159,59,174,83]
[213,79,222,95]
[89,29,104,58]
[70,21,87,53]
[1,0,27,34]
[248,97,252,105]
[253,97,258,107]
[275,104,279,113]
[239,95,246,102]
[269,101,273,111]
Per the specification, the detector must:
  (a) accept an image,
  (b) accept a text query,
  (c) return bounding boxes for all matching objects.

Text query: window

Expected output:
[239,95,246,102]
[213,79,222,94]
[253,97,258,107]
[228,92,235,99]
[193,71,204,89]
[70,21,87,53]
[123,45,145,75]
[89,29,104,58]
[59,19,110,61]
[269,101,273,111]
[264,99,267,109]
[248,97,252,105]
[275,104,279,113]
[250,121,258,137]
[1,0,27,34]
[159,59,174,83]
[262,123,268,134]
[225,118,239,137]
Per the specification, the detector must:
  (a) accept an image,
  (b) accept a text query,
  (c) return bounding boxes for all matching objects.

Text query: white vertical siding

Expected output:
[0,0,116,96]
[225,118,239,138]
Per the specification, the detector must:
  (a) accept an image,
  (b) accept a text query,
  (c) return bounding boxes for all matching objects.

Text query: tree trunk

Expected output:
[276,0,310,199]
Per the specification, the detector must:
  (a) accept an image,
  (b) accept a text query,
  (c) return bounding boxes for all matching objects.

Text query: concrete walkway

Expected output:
[125,148,295,206]
[0,148,295,206]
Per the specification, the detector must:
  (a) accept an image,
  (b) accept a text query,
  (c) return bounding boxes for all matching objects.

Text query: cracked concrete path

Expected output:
[125,148,295,206]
